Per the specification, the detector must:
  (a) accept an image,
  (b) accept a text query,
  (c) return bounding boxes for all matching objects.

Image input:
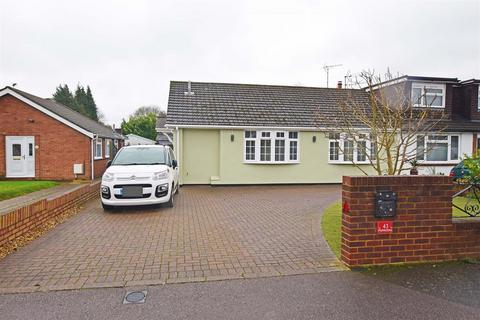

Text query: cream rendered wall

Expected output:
[176,128,473,185]
[214,129,371,184]
[179,129,220,184]
[177,128,371,185]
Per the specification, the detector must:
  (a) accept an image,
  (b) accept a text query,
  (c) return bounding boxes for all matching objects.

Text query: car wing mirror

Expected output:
[172,159,178,169]
[106,160,112,168]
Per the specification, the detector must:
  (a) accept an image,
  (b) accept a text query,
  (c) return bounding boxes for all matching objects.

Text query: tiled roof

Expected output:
[5,87,123,139]
[166,81,371,128]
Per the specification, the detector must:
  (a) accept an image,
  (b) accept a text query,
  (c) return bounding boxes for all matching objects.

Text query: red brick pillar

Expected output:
[341,176,467,267]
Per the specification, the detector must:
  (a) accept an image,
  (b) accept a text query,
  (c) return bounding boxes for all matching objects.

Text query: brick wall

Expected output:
[342,176,480,267]
[0,181,100,247]
[0,95,92,180]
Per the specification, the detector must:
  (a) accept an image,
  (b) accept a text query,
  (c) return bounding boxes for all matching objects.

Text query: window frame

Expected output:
[243,130,300,164]
[411,82,446,108]
[94,138,103,160]
[328,133,373,164]
[105,139,111,159]
[478,86,480,112]
[416,134,461,164]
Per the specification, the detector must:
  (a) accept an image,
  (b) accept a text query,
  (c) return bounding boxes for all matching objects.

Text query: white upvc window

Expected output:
[328,133,373,164]
[478,87,480,111]
[244,130,299,164]
[411,82,446,108]
[94,138,103,159]
[416,134,460,163]
[105,140,111,158]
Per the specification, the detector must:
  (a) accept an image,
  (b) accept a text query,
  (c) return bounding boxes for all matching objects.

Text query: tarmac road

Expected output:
[1,267,479,320]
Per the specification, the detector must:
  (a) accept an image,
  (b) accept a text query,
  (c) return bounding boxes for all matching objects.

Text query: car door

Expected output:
[169,148,179,187]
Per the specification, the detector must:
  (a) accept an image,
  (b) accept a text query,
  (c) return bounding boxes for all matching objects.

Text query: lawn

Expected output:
[322,198,478,258]
[321,202,342,258]
[0,181,60,201]
[452,196,479,218]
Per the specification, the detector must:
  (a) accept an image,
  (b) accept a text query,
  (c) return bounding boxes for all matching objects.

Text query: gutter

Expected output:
[164,124,371,131]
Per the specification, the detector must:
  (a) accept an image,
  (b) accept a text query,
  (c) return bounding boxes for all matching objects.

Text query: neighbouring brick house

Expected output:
[0,86,124,180]
[164,76,480,185]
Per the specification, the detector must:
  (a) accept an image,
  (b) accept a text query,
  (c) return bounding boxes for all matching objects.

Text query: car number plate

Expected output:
[122,186,143,197]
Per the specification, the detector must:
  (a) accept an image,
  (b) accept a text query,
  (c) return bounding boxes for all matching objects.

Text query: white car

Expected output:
[100,145,179,210]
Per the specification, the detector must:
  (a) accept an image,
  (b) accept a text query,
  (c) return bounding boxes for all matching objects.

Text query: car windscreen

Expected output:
[112,147,166,165]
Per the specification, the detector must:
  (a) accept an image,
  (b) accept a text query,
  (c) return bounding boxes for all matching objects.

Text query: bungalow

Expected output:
[164,77,480,185]
[125,133,156,146]
[0,86,124,180]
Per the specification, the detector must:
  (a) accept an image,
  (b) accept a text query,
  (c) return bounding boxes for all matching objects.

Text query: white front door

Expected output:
[6,136,35,178]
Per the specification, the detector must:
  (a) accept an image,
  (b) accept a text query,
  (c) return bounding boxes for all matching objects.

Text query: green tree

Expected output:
[73,85,88,116]
[53,84,75,108]
[53,83,100,121]
[85,86,99,121]
[121,111,158,140]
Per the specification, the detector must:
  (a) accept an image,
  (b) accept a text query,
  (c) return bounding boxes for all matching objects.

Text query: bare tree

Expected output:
[317,70,445,175]
[132,105,166,117]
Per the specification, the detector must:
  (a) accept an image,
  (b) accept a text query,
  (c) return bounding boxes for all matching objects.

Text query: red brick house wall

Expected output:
[342,176,480,267]
[0,95,94,180]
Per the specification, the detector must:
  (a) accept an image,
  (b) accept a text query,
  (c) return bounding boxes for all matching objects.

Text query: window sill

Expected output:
[243,161,300,165]
[418,161,460,166]
[413,105,445,109]
[94,157,103,160]
[328,161,371,165]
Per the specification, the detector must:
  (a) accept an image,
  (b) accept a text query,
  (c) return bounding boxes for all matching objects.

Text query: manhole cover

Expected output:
[123,290,147,304]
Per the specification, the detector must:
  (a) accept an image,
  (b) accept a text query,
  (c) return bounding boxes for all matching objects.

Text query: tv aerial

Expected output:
[323,64,342,88]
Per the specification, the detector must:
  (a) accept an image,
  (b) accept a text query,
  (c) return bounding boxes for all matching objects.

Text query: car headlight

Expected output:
[102,172,115,182]
[153,170,168,180]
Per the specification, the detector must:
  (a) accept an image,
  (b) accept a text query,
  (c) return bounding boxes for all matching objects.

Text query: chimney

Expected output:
[184,80,195,96]
[337,81,343,89]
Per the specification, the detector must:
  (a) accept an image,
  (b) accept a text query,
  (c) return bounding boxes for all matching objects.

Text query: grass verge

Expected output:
[321,201,342,258]
[0,181,60,201]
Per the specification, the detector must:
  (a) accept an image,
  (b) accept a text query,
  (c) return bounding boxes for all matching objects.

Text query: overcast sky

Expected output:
[1,0,479,126]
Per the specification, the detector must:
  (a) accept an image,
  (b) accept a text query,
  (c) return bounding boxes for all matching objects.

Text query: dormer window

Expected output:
[411,83,446,108]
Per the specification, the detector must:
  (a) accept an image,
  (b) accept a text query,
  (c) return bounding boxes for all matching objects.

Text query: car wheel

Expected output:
[102,203,115,211]
[165,185,174,208]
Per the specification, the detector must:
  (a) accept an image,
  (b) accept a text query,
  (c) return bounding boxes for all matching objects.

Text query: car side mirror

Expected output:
[106,160,112,168]
[172,159,178,169]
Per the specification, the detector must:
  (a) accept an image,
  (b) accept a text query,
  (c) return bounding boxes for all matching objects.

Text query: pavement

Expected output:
[1,266,479,320]
[0,185,342,293]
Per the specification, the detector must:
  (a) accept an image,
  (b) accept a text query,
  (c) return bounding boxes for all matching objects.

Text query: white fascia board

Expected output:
[0,88,94,138]
[365,77,408,92]
[156,127,174,133]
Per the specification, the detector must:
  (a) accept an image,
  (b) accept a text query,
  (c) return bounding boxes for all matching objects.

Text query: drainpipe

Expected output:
[176,126,180,184]
[91,134,97,180]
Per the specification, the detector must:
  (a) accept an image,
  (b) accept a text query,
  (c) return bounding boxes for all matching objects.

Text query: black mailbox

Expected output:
[375,191,397,218]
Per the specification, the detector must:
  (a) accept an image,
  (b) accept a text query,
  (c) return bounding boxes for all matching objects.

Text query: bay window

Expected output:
[244,130,299,163]
[412,83,445,108]
[416,134,460,162]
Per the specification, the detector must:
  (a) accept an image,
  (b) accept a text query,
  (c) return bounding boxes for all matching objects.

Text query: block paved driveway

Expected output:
[0,185,342,294]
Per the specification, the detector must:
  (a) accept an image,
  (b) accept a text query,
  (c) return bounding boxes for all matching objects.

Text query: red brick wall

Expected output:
[0,95,92,180]
[342,176,480,267]
[0,181,100,247]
